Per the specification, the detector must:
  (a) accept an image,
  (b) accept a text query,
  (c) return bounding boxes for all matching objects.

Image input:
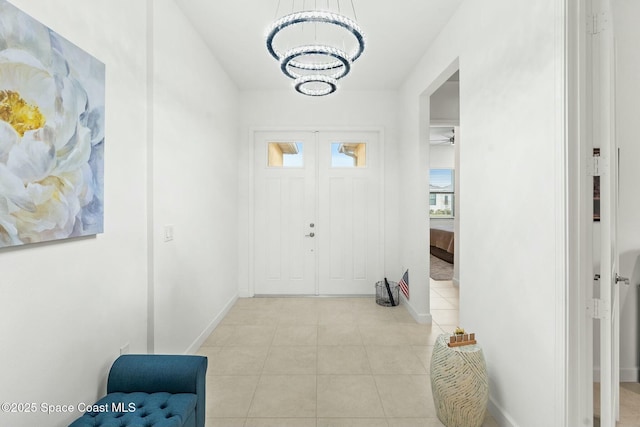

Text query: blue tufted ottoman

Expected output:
[69,354,207,427]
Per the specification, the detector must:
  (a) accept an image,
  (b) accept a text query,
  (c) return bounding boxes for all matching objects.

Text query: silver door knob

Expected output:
[616,274,630,286]
[305,232,315,237]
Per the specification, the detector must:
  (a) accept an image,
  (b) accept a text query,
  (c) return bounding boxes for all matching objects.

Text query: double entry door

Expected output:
[253,130,381,295]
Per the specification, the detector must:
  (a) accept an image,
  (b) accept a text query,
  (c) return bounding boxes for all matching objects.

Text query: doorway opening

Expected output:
[425,68,460,331]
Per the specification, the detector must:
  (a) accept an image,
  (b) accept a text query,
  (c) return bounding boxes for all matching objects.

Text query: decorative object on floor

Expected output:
[430,254,454,281]
[398,269,410,299]
[448,327,477,348]
[430,334,488,427]
[375,279,398,307]
[68,354,208,427]
[0,0,105,248]
[384,277,397,306]
[266,0,366,96]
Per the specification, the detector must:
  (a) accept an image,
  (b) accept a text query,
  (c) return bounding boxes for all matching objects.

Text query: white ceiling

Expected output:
[173,0,463,92]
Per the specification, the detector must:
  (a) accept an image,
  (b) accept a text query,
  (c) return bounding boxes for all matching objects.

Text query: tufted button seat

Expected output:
[69,392,196,427]
[68,355,207,427]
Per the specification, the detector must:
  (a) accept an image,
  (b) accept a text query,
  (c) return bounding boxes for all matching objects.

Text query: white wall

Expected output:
[430,80,460,123]
[0,2,242,425]
[0,1,148,426]
[237,89,401,296]
[429,145,455,169]
[399,1,567,426]
[151,0,240,354]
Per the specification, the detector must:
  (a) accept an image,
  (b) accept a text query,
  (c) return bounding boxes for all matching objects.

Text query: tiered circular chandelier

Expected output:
[266,1,366,96]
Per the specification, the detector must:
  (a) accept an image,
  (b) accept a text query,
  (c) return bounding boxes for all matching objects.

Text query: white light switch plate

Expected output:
[164,224,174,242]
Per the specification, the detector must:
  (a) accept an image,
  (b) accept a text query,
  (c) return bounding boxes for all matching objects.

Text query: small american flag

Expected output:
[398,269,409,299]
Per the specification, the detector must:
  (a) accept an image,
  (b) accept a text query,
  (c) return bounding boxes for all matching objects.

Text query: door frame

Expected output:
[567,0,621,425]
[566,0,593,424]
[592,0,620,424]
[247,126,386,297]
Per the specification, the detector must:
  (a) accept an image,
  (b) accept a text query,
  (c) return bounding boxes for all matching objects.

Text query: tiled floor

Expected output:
[197,279,498,427]
[593,382,640,427]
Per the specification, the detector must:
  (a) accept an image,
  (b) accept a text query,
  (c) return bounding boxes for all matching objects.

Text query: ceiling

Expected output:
[173,0,463,92]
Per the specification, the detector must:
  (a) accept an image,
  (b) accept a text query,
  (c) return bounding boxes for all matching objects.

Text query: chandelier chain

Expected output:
[274,0,282,20]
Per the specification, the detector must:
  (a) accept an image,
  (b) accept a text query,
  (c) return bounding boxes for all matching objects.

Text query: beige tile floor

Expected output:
[197,279,498,427]
[593,382,640,427]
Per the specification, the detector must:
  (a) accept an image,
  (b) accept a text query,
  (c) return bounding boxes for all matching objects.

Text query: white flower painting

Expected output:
[0,0,105,247]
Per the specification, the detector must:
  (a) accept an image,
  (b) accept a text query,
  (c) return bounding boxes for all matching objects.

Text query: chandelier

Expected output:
[266,1,366,96]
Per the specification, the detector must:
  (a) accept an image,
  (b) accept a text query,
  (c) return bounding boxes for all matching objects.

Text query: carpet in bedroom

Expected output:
[430,254,453,281]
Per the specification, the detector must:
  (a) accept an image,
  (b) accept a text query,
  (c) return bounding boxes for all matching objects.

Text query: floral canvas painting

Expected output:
[0,0,105,247]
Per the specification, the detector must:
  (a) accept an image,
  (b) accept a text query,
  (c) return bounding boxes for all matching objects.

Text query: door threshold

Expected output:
[253,294,375,298]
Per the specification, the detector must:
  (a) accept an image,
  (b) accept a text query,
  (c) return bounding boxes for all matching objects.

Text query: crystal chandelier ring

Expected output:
[266,1,366,96]
[280,45,351,80]
[294,75,338,97]
[266,10,365,69]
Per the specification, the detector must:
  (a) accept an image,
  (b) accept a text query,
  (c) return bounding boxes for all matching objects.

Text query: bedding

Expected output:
[430,223,454,264]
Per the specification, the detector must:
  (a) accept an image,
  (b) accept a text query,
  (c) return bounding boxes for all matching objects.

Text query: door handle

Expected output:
[305,232,315,237]
[616,274,630,286]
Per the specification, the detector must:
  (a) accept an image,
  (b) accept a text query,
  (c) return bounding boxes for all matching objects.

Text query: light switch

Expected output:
[164,224,174,242]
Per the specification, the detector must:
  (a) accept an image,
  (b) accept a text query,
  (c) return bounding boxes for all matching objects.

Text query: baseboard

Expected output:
[453,277,460,287]
[185,293,238,354]
[593,367,640,382]
[488,396,518,427]
[403,299,433,324]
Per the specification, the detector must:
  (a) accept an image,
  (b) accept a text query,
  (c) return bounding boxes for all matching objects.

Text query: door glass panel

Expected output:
[268,142,304,167]
[331,142,366,167]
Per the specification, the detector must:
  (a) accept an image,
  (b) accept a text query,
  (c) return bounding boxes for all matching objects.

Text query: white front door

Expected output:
[253,131,317,295]
[253,130,382,295]
[317,131,381,295]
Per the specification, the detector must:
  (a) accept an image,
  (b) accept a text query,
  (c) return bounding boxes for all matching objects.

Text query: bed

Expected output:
[430,222,454,264]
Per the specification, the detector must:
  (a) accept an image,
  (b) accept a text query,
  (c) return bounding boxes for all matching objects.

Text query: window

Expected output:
[268,142,303,167]
[430,169,454,218]
[331,142,366,167]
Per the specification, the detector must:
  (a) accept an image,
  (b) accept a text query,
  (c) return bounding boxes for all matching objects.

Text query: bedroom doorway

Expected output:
[428,69,460,328]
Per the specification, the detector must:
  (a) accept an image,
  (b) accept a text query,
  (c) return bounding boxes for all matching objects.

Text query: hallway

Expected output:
[197,288,496,427]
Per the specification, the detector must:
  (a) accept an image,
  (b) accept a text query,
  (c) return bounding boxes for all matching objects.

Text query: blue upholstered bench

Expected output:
[69,354,207,427]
